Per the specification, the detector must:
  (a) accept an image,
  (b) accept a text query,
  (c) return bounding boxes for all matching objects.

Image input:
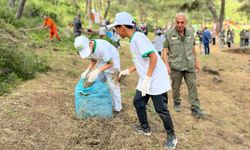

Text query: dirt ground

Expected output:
[0,44,249,150]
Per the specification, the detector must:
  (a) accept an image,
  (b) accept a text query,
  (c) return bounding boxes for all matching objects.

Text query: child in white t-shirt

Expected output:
[74,36,122,113]
[110,12,177,149]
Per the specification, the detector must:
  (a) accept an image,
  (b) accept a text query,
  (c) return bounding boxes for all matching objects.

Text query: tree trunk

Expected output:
[207,0,225,33]
[219,0,225,31]
[87,0,92,28]
[16,0,26,19]
[104,0,110,19]
[8,0,15,8]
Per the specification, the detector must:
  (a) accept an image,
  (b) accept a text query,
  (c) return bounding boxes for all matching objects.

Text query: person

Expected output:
[39,15,60,41]
[74,36,122,114]
[245,29,250,46]
[162,12,204,117]
[239,29,245,47]
[212,30,216,45]
[226,29,233,48]
[73,13,84,37]
[219,30,225,48]
[196,29,203,54]
[111,12,177,149]
[152,29,166,56]
[202,27,211,55]
[99,25,106,37]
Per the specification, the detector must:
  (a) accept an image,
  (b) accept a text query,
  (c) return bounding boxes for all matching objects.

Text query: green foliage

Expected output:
[88,33,119,48]
[0,73,21,95]
[0,20,50,95]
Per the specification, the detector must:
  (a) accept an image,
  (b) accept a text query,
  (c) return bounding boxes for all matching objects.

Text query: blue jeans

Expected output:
[133,90,175,135]
[204,43,210,55]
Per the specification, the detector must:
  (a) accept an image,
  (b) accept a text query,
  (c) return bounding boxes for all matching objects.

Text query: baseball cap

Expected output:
[156,29,162,34]
[107,12,134,28]
[74,36,91,59]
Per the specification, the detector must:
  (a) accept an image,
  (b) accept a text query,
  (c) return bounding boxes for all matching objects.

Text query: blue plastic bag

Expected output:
[74,78,112,119]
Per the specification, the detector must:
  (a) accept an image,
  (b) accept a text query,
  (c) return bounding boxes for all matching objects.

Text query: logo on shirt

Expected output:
[171,36,178,40]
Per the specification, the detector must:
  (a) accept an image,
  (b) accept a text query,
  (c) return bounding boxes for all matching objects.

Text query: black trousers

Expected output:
[133,90,175,135]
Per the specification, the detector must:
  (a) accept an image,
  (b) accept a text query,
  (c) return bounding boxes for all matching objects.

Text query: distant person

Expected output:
[212,31,216,45]
[226,29,233,48]
[73,13,84,37]
[196,29,203,54]
[239,29,245,47]
[231,29,235,44]
[163,12,205,117]
[112,12,177,149]
[152,29,166,56]
[39,15,60,41]
[245,29,249,46]
[202,27,211,55]
[74,36,122,114]
[219,30,225,48]
[99,25,106,37]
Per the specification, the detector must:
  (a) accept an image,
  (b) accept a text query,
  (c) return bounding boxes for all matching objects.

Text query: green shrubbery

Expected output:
[0,20,49,95]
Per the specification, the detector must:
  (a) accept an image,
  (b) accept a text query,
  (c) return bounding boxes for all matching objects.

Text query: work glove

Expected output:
[81,69,90,78]
[87,69,101,82]
[119,69,130,78]
[141,76,151,97]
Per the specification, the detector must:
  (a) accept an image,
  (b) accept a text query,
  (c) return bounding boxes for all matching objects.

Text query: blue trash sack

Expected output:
[74,78,112,119]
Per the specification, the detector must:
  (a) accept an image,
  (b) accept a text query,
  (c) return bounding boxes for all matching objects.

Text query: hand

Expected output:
[81,69,90,78]
[195,62,200,73]
[87,69,100,82]
[119,69,130,78]
[166,64,171,74]
[141,76,151,97]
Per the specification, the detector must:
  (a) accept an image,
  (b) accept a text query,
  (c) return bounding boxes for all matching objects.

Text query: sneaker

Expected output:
[113,110,120,117]
[174,105,181,112]
[191,107,205,117]
[133,125,151,136]
[165,134,177,149]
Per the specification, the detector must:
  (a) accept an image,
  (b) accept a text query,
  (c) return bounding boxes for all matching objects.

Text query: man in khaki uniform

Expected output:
[162,12,204,117]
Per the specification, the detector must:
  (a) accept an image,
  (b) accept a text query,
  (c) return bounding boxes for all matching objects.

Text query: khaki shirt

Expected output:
[164,27,195,72]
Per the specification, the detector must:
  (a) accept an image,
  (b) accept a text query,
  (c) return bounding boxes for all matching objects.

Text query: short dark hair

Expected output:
[115,25,134,29]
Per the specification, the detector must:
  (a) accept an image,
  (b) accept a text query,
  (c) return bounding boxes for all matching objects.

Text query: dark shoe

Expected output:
[165,134,177,149]
[191,108,205,117]
[133,125,151,136]
[113,110,120,117]
[174,104,181,112]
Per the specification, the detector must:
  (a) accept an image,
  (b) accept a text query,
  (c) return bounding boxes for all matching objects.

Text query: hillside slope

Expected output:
[0,43,249,150]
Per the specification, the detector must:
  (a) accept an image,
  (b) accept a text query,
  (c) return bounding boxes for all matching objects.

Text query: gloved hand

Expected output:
[87,69,101,82]
[81,69,90,78]
[141,76,151,97]
[119,69,130,78]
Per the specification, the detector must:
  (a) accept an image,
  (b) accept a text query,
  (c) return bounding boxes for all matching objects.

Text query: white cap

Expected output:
[156,29,162,34]
[107,12,134,28]
[74,36,91,59]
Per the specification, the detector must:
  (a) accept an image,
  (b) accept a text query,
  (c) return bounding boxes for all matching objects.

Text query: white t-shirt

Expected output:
[129,32,171,95]
[88,39,120,73]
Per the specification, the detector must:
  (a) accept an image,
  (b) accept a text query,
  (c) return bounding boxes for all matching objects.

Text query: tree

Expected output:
[206,0,225,33]
[104,0,111,19]
[8,0,16,8]
[16,0,26,19]
[238,0,250,18]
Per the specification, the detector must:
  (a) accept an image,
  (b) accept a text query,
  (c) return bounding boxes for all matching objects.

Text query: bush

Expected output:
[0,73,21,95]
[0,20,50,95]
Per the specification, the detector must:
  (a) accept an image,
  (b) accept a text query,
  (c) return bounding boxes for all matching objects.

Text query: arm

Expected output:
[86,59,97,70]
[127,65,136,73]
[161,48,171,74]
[146,52,157,77]
[98,60,113,72]
[192,46,200,73]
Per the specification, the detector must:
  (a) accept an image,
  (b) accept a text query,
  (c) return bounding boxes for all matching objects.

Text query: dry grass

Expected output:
[0,42,249,150]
